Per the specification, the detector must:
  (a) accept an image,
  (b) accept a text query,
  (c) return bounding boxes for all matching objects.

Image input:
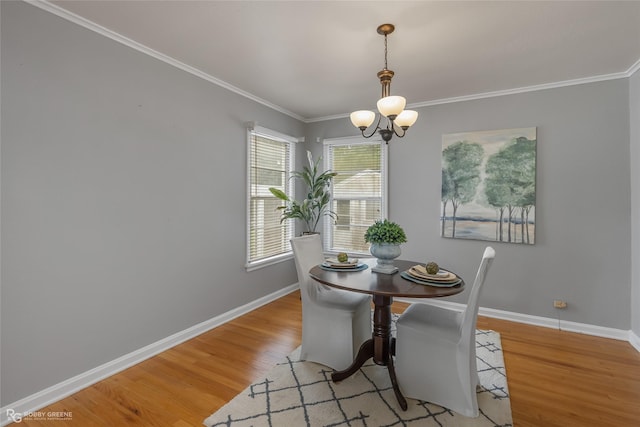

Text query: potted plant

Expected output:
[269,151,337,234]
[364,219,407,274]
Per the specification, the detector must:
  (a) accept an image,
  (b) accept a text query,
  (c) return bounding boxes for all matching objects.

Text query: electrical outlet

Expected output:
[553,300,568,309]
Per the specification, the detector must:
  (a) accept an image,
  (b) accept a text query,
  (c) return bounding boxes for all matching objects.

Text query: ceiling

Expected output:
[47,1,640,122]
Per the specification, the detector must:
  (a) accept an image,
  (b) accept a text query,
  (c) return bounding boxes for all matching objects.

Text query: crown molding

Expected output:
[410,71,632,109]
[25,0,305,122]
[627,58,640,77]
[25,1,640,125]
[309,65,639,123]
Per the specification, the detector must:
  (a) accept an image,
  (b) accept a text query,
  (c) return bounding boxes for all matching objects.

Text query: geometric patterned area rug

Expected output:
[204,329,512,427]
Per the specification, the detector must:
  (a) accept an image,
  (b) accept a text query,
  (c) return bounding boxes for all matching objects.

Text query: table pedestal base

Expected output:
[330,295,408,410]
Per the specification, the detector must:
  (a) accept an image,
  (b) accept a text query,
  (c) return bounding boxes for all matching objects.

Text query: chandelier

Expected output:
[350,24,418,144]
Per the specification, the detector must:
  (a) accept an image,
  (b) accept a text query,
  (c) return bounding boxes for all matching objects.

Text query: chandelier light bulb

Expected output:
[350,110,376,130]
[394,110,419,129]
[377,95,406,119]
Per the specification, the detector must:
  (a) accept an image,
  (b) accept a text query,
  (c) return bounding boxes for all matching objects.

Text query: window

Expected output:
[246,126,296,269]
[323,137,387,254]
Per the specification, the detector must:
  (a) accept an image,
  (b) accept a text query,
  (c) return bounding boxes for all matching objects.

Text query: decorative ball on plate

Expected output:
[425,261,439,275]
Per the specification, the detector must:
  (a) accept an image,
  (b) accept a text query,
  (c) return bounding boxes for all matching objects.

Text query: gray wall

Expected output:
[1,1,301,405]
[631,69,640,336]
[307,79,632,330]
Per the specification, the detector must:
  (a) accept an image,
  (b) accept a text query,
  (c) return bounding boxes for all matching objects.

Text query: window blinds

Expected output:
[325,142,385,253]
[248,132,294,263]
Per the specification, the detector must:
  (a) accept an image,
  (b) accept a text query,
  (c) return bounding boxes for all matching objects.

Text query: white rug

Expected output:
[204,329,512,427]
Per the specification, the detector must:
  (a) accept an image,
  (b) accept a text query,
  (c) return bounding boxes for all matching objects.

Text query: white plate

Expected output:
[409,266,457,281]
[320,263,368,272]
[401,271,462,287]
[324,257,359,267]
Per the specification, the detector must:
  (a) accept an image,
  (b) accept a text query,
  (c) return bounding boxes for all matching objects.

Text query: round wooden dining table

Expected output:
[309,258,465,410]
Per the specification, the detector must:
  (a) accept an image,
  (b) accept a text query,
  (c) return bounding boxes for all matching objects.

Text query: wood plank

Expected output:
[477,315,640,427]
[10,291,640,426]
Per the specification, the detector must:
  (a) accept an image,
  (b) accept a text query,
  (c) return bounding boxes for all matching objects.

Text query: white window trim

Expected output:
[245,251,294,272]
[245,124,298,271]
[322,136,389,256]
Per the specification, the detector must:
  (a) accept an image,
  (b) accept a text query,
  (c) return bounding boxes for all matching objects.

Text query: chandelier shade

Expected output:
[394,109,419,129]
[377,95,406,119]
[350,110,376,130]
[350,23,418,143]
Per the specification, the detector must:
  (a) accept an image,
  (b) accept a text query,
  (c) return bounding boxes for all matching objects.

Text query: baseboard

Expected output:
[630,330,640,352]
[3,287,635,426]
[0,284,299,427]
[396,298,634,343]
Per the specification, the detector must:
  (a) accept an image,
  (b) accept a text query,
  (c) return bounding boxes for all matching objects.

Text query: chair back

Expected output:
[460,246,496,345]
[290,234,326,303]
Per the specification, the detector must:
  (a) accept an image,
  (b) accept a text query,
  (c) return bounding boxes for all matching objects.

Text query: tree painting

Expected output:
[441,141,483,238]
[441,128,536,244]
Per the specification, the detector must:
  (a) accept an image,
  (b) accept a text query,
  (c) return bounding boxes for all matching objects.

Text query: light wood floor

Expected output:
[13,290,640,426]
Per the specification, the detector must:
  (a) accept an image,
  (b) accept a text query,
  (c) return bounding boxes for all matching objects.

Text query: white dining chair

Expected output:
[394,246,496,417]
[290,234,372,371]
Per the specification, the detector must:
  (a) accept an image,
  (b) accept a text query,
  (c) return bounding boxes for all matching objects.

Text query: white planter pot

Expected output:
[370,243,401,274]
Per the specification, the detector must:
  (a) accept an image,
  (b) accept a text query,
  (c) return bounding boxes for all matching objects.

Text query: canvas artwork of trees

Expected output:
[441,127,537,244]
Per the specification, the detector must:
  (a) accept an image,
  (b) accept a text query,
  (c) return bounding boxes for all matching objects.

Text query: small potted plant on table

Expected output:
[364,219,407,274]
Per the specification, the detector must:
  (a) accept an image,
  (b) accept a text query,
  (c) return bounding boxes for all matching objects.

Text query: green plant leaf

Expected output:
[364,219,408,244]
[269,187,290,201]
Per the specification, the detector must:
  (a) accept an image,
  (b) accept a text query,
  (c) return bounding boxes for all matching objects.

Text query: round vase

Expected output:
[370,243,401,274]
